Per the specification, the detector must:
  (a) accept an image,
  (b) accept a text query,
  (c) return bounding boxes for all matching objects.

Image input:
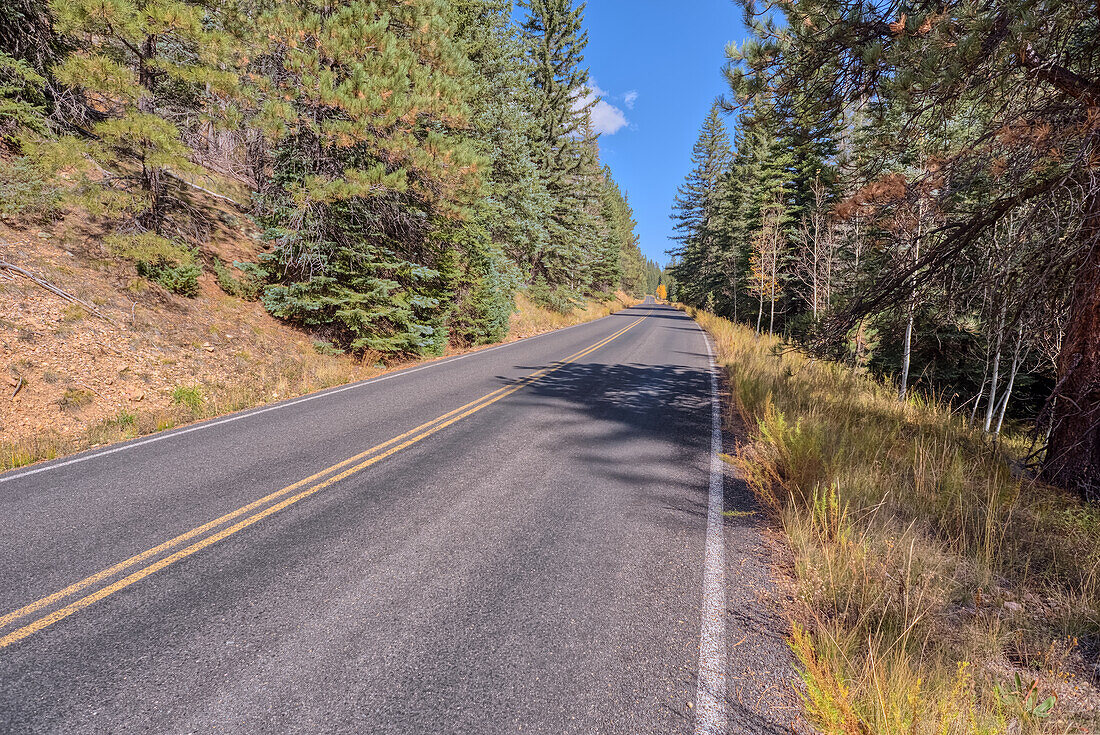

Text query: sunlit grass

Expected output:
[3,292,641,474]
[509,290,639,339]
[689,306,1100,734]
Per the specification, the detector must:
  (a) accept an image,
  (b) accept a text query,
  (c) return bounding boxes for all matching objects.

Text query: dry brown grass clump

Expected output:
[689,307,1100,735]
[509,290,639,340]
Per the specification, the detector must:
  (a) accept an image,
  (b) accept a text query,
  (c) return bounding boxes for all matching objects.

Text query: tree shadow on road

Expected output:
[494,358,811,734]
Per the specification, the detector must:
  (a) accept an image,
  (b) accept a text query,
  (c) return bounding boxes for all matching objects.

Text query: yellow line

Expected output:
[0,319,639,632]
[0,316,645,648]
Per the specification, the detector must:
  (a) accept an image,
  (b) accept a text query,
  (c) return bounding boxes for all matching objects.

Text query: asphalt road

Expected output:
[0,298,803,734]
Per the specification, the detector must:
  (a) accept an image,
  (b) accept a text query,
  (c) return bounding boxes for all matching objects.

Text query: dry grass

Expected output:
[687,306,1100,735]
[509,290,639,339]
[2,349,383,472]
[3,293,639,473]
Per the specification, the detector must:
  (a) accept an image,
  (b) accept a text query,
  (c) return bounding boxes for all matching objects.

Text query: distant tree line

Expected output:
[669,0,1100,500]
[0,0,657,354]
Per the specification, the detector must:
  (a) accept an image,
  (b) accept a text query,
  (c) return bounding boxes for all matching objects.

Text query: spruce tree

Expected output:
[519,0,600,300]
[600,170,646,297]
[0,51,46,141]
[450,0,550,279]
[574,118,611,294]
[669,102,734,311]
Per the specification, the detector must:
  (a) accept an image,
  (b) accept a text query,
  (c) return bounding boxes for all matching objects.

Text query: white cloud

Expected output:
[574,78,630,136]
[591,99,628,135]
[623,90,638,109]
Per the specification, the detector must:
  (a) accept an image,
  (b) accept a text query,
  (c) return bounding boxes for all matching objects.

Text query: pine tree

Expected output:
[519,0,601,300]
[249,0,484,355]
[669,102,733,311]
[49,0,237,233]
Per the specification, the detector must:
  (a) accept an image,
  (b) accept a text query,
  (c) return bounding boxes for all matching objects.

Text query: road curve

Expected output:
[0,298,802,733]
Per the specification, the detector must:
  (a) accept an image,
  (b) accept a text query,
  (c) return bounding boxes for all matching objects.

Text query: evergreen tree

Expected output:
[450,0,550,278]
[0,51,46,141]
[668,102,734,311]
[6,0,647,351]
[249,0,483,355]
[48,0,237,233]
[599,170,647,297]
[645,261,665,296]
[447,0,537,344]
[519,0,601,300]
[727,0,1100,498]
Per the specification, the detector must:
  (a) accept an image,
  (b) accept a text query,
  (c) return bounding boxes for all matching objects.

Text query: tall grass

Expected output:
[690,307,1100,734]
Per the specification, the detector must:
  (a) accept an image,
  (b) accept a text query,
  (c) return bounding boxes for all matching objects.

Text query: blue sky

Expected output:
[578,1,748,266]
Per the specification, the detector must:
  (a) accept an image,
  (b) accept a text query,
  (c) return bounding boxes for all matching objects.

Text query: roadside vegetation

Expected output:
[1,290,636,472]
[667,0,1099,506]
[0,0,663,357]
[1,0,664,473]
[508,291,638,340]
[690,306,1100,734]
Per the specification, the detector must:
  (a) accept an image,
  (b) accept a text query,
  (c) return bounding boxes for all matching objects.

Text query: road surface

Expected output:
[0,298,802,733]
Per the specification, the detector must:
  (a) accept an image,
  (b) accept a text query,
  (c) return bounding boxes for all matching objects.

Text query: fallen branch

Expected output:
[0,258,116,324]
[164,170,248,209]
[76,380,106,400]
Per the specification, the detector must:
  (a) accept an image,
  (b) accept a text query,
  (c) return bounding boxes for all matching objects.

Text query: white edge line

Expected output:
[0,305,649,484]
[694,330,728,735]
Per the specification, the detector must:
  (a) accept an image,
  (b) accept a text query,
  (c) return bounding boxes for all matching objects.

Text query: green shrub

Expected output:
[211,258,261,300]
[524,278,581,314]
[170,385,203,411]
[451,256,517,346]
[145,262,201,296]
[58,387,94,410]
[312,339,344,356]
[0,155,62,221]
[88,410,139,444]
[0,53,62,221]
[105,232,202,296]
[0,52,47,140]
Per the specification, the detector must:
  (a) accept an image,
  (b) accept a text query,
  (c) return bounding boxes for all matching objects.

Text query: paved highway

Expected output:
[0,298,801,733]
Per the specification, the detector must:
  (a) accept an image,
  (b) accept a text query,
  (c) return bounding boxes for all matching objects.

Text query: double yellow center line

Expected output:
[0,315,647,649]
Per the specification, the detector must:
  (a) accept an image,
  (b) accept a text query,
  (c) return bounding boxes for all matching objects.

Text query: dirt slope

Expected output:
[1,210,637,469]
[1,209,368,463]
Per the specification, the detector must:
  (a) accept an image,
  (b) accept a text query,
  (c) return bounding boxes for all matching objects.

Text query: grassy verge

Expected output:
[1,350,380,471]
[509,290,639,339]
[2,292,639,472]
[688,306,1100,734]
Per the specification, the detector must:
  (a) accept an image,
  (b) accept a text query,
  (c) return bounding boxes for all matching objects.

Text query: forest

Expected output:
[0,0,660,354]
[667,0,1100,501]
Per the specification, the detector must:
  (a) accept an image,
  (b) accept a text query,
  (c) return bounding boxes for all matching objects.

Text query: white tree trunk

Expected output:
[984,299,1007,433]
[993,325,1024,437]
[899,218,921,400]
[756,289,763,335]
[970,350,990,426]
[899,306,914,400]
